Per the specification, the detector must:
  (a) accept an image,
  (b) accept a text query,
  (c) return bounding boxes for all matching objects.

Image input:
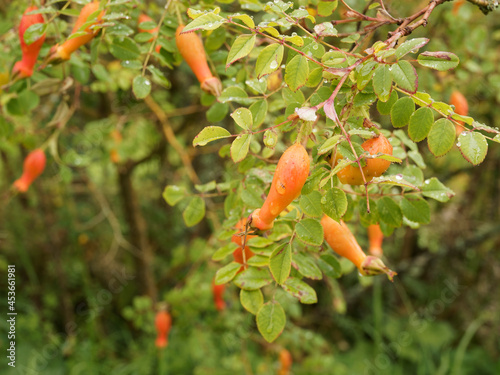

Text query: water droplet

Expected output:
[276,179,286,195]
[312,44,318,50]
[274,0,279,3]
[231,78,236,81]
[395,174,403,180]
[424,180,430,184]
[461,131,467,136]
[307,52,313,57]
[292,32,297,37]
[456,142,461,147]
[270,61,278,69]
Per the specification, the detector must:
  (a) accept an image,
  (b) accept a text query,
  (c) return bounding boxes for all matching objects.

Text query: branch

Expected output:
[466,0,499,14]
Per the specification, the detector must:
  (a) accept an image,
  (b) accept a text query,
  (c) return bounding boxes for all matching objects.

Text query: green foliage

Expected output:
[1,0,500,372]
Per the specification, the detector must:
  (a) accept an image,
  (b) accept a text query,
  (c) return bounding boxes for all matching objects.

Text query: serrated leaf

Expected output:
[372,64,392,102]
[377,197,403,227]
[233,14,255,28]
[299,191,323,217]
[390,61,418,93]
[234,267,273,290]
[377,91,398,115]
[318,254,342,278]
[215,262,242,284]
[417,51,459,71]
[408,107,434,142]
[318,135,342,155]
[231,134,252,162]
[182,12,225,32]
[391,97,415,128]
[458,132,488,165]
[321,188,347,221]
[162,185,185,206]
[295,218,324,246]
[400,197,430,224]
[269,243,291,285]
[292,252,322,280]
[226,34,256,67]
[132,75,151,99]
[256,44,284,78]
[395,38,429,59]
[193,126,231,146]
[256,301,286,343]
[284,54,309,92]
[427,119,455,157]
[182,196,206,227]
[318,0,338,16]
[218,86,251,104]
[230,107,253,130]
[370,175,419,190]
[421,178,455,202]
[240,289,263,315]
[212,242,239,261]
[23,23,47,45]
[282,277,317,304]
[109,37,140,60]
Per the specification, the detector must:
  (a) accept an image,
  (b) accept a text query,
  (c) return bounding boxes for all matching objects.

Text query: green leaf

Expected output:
[295,218,324,246]
[318,254,342,278]
[215,262,242,284]
[417,51,459,71]
[377,197,403,227]
[249,100,268,129]
[372,65,392,102]
[247,237,275,248]
[232,14,255,28]
[218,86,250,104]
[391,97,415,128]
[377,91,398,115]
[269,243,291,285]
[318,135,342,155]
[231,134,252,163]
[256,44,284,78]
[234,267,273,290]
[299,191,323,217]
[109,37,140,60]
[395,38,429,59]
[427,119,455,157]
[421,178,455,202]
[408,107,434,142]
[458,132,488,165]
[206,102,229,122]
[284,54,309,92]
[162,185,185,206]
[193,126,231,146]
[240,289,263,315]
[282,277,318,304]
[23,23,47,45]
[256,301,286,343]
[400,197,430,224]
[318,0,338,16]
[132,75,151,99]
[182,196,206,227]
[230,107,253,130]
[321,188,347,222]
[226,34,256,67]
[292,253,322,280]
[390,61,418,94]
[212,242,239,261]
[182,12,225,32]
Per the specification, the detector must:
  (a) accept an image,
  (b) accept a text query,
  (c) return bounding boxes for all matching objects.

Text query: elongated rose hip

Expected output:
[47,2,105,64]
[279,348,292,375]
[154,309,172,348]
[368,224,384,257]
[212,278,226,311]
[320,216,396,281]
[175,25,222,97]
[12,6,46,79]
[251,143,310,230]
[13,149,46,192]
[334,134,393,185]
